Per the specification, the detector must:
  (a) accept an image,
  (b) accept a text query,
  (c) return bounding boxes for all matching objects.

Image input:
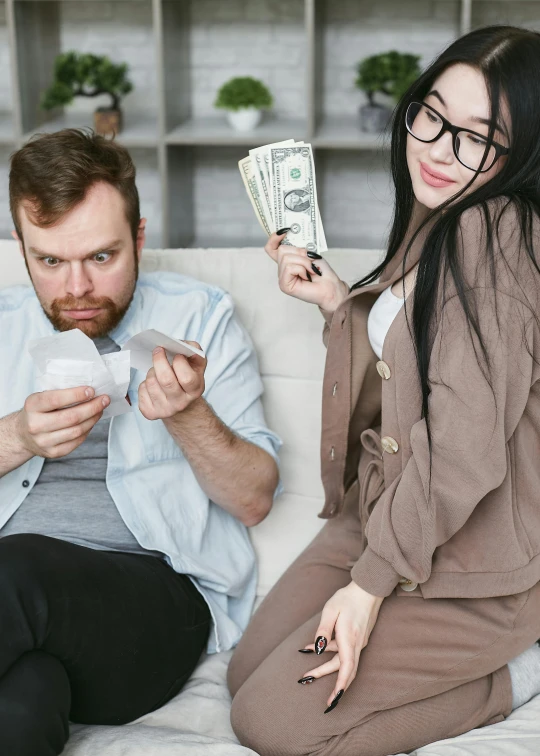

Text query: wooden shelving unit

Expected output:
[0,0,528,247]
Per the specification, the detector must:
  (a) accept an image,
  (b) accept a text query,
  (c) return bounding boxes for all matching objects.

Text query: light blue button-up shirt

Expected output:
[0,272,282,653]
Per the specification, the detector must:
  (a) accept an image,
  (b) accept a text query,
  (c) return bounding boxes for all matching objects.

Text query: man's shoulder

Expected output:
[138,271,229,308]
[0,285,37,314]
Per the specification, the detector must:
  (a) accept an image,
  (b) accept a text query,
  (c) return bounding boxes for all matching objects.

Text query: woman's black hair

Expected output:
[351,25,540,497]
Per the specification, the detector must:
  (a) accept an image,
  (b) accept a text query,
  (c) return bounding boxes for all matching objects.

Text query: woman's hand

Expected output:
[264,230,350,313]
[298,581,384,711]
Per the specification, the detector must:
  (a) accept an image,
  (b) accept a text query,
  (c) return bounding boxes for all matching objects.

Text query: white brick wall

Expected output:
[323,0,461,116]
[60,1,157,118]
[472,1,540,29]
[191,0,306,120]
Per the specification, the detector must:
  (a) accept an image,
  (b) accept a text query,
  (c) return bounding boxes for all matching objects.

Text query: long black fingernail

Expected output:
[298,676,316,685]
[307,251,323,260]
[306,270,312,282]
[324,689,344,713]
[276,227,291,235]
[315,636,327,655]
[311,263,323,276]
[298,648,314,654]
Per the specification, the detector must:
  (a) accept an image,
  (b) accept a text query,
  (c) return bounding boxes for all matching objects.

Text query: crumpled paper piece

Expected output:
[121,329,205,373]
[28,329,132,419]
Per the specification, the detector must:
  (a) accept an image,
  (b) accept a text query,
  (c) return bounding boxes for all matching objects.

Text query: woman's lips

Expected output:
[420,162,455,188]
[63,309,103,320]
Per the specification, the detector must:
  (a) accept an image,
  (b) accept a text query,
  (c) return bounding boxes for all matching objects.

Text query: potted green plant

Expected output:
[214,76,273,132]
[355,51,421,133]
[41,51,133,137]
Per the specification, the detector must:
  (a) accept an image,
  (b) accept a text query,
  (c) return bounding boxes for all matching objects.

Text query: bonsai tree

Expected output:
[214,76,273,112]
[355,51,422,106]
[41,51,133,113]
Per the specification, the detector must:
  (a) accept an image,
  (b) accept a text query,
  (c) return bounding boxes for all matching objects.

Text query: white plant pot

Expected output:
[226,108,262,132]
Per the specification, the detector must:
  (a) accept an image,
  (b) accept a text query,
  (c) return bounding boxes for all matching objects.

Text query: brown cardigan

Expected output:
[319,198,540,600]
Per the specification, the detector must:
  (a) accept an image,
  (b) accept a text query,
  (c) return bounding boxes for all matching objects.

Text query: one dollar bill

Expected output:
[270,144,327,254]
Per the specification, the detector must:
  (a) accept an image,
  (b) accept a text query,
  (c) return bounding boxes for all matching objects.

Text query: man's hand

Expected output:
[138,344,207,421]
[17,386,110,460]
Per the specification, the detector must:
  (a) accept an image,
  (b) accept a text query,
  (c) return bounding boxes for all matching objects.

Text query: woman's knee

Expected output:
[0,650,71,756]
[230,680,303,756]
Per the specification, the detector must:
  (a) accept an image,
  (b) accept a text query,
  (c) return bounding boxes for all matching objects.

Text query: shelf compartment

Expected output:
[23,112,159,148]
[313,115,390,150]
[165,115,307,147]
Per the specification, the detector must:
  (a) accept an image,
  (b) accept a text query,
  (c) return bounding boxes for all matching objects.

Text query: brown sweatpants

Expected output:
[227,478,540,756]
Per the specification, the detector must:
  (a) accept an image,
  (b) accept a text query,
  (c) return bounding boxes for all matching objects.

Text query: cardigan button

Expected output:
[332,382,338,396]
[399,577,418,591]
[22,480,30,488]
[381,436,399,454]
[376,360,391,380]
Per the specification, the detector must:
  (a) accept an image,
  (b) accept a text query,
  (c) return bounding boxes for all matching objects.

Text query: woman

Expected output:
[227,25,540,756]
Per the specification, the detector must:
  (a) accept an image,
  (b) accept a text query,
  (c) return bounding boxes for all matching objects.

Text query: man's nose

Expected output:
[428,130,454,163]
[65,262,94,298]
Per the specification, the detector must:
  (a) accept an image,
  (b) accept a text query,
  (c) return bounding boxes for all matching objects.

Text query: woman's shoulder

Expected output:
[454,196,540,307]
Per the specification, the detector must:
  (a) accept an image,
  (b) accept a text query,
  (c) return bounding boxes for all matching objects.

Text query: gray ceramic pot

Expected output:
[359,104,392,133]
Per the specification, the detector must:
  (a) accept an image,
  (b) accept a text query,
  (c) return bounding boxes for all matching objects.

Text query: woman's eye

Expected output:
[467,134,487,147]
[94,252,112,263]
[426,111,440,124]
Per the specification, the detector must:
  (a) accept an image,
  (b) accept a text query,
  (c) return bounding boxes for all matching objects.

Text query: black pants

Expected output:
[0,534,211,756]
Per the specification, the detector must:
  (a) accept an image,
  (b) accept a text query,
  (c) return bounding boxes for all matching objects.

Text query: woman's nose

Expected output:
[428,130,454,164]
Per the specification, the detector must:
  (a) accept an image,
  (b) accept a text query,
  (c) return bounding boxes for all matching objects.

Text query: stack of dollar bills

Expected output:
[238,140,328,254]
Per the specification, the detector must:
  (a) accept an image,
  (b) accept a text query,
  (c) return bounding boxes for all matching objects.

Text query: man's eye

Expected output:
[43,257,60,267]
[94,252,112,263]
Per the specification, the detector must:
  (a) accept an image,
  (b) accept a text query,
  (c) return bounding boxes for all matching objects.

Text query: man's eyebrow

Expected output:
[426,89,508,139]
[28,240,124,259]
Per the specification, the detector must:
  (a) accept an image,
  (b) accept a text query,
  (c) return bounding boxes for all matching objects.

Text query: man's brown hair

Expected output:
[9,128,141,244]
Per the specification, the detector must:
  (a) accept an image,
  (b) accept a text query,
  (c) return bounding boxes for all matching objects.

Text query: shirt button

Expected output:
[376,360,391,380]
[341,313,347,328]
[332,382,338,396]
[330,446,335,460]
[381,436,399,454]
[399,577,418,591]
[22,480,30,488]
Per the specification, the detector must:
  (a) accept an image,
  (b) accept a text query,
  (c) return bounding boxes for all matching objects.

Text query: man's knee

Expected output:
[0,534,56,591]
[0,650,71,756]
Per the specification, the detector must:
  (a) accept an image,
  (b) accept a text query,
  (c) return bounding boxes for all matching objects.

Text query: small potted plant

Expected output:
[41,51,133,137]
[214,76,273,131]
[355,51,421,133]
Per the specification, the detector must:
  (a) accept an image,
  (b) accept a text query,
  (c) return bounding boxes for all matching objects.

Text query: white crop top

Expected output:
[367,283,405,360]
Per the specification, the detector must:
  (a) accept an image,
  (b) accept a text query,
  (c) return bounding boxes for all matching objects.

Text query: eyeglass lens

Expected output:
[406,102,497,171]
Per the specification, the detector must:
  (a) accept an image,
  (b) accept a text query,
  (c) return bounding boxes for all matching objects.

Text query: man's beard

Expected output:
[38,260,138,339]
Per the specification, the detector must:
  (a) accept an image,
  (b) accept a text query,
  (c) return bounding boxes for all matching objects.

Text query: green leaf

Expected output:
[40,51,134,111]
[355,50,422,104]
[214,76,273,111]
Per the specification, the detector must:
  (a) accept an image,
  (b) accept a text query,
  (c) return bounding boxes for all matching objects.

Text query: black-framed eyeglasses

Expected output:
[405,100,510,173]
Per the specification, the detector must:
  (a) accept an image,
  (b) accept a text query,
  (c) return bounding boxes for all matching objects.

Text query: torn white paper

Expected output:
[121,329,205,374]
[28,329,132,419]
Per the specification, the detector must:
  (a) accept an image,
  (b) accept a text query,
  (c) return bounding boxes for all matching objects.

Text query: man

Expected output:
[0,128,281,755]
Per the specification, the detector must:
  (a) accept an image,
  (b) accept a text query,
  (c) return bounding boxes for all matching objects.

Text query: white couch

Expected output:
[1,241,539,756]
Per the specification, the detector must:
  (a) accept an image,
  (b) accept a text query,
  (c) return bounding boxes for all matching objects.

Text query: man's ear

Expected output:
[136,218,147,263]
[11,230,24,258]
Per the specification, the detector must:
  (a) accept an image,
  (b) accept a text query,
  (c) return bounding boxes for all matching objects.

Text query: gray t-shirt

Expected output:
[2,336,162,557]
